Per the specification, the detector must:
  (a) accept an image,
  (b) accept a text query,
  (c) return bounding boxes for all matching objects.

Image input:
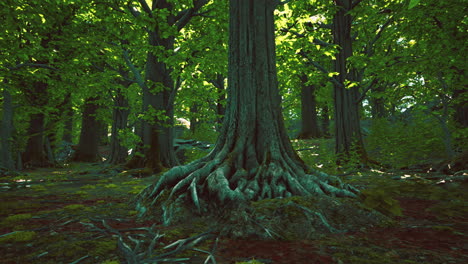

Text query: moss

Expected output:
[81,184,96,189]
[31,185,47,191]
[89,239,117,256]
[128,210,138,216]
[1,213,32,227]
[63,204,87,211]
[122,181,139,185]
[101,260,120,264]
[75,190,89,198]
[0,231,36,242]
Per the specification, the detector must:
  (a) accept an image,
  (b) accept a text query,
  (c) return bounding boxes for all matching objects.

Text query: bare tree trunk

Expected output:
[108,89,130,164]
[1,85,15,170]
[73,97,101,162]
[332,0,367,162]
[22,81,52,167]
[62,93,73,143]
[370,80,387,119]
[297,74,322,139]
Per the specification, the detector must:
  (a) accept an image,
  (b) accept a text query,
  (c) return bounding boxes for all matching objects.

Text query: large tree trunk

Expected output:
[332,0,367,162]
[1,86,15,170]
[128,0,178,171]
[73,97,101,162]
[297,74,322,139]
[136,0,357,223]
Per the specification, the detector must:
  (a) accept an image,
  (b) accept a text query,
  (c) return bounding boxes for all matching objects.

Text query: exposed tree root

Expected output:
[135,147,359,224]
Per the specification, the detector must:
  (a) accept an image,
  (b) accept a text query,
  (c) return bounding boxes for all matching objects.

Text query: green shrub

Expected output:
[365,116,446,168]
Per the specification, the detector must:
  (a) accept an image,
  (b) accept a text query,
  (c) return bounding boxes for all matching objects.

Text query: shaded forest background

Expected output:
[0,0,466,180]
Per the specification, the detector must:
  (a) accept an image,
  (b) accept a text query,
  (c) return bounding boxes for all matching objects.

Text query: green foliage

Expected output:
[408,0,421,9]
[366,116,446,168]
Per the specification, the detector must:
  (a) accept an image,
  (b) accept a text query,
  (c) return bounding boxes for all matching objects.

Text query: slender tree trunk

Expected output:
[332,0,367,162]
[453,87,468,128]
[297,74,322,139]
[22,81,52,167]
[108,89,130,164]
[23,113,49,167]
[62,93,73,143]
[1,86,15,170]
[189,104,199,133]
[137,0,357,221]
[73,97,100,162]
[321,105,331,137]
[370,81,387,119]
[134,0,178,170]
[210,73,226,131]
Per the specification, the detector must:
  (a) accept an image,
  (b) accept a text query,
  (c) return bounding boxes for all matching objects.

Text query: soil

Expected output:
[0,162,466,264]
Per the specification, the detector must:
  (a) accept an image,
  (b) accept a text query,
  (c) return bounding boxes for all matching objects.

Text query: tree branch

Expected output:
[138,0,153,16]
[127,3,141,18]
[351,0,364,9]
[298,50,343,88]
[356,78,378,104]
[175,0,209,31]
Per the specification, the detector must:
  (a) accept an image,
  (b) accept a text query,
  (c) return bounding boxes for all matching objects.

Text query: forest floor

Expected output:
[0,159,467,264]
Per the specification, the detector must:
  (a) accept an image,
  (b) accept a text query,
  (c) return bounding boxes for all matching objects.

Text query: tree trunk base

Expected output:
[134,153,388,239]
[135,149,364,229]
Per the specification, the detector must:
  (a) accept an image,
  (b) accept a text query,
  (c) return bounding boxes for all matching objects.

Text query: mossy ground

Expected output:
[0,160,466,263]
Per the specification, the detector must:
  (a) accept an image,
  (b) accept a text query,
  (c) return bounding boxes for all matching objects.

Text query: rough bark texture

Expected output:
[73,97,101,162]
[136,0,357,222]
[297,74,322,139]
[332,0,367,161]
[0,86,15,170]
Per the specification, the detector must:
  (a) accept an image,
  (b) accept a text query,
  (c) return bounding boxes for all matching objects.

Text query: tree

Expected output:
[73,97,101,162]
[332,0,367,163]
[124,0,210,171]
[0,83,15,170]
[136,0,357,222]
[297,74,322,139]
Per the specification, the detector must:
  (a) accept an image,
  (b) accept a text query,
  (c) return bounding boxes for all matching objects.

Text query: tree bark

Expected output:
[62,93,73,143]
[128,0,178,171]
[73,97,101,162]
[0,85,15,170]
[370,81,387,119]
[332,0,367,162]
[108,87,130,164]
[210,73,226,131]
[22,81,52,167]
[136,0,357,220]
[297,74,322,139]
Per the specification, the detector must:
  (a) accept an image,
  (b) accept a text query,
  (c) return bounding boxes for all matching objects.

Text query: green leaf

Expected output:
[408,0,421,9]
